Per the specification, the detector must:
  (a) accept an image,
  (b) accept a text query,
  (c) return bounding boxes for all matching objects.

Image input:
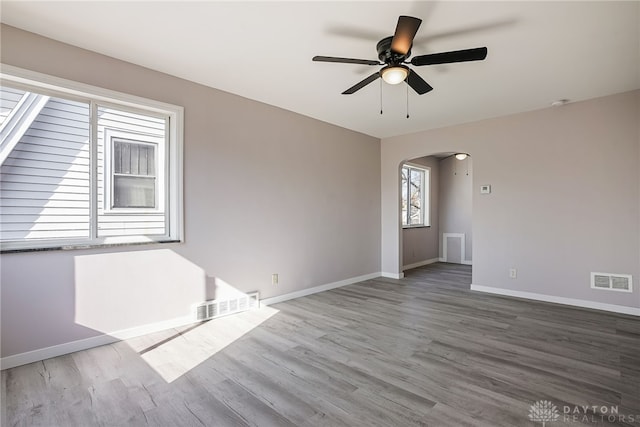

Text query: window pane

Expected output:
[145,145,155,175]
[97,104,165,238]
[0,88,91,242]
[423,169,430,226]
[409,169,422,225]
[401,167,409,226]
[0,69,182,250]
[113,140,155,177]
[113,176,155,208]
[139,145,148,175]
[131,144,140,175]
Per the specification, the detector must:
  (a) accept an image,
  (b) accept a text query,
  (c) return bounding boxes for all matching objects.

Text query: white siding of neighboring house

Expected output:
[0,87,167,244]
[0,95,91,241]
[0,87,26,127]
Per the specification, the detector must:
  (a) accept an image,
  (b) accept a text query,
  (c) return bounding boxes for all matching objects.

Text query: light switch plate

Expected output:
[480,185,491,194]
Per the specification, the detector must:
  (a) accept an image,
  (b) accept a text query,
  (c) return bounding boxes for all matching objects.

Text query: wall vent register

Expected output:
[195,292,259,321]
[590,272,632,292]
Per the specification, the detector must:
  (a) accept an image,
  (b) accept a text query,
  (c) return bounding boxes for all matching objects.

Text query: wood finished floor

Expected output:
[2,263,639,426]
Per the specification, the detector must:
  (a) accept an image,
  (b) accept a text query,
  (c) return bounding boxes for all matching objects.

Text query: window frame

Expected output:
[104,130,164,214]
[110,137,158,210]
[401,163,430,228]
[0,64,184,252]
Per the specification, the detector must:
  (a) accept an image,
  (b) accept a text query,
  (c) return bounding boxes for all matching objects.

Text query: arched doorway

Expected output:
[399,152,473,274]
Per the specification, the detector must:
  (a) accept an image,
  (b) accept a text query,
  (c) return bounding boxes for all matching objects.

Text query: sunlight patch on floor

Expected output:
[139,306,280,383]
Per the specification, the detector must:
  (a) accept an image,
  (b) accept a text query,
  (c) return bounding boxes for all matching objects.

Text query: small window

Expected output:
[401,164,429,227]
[112,139,156,209]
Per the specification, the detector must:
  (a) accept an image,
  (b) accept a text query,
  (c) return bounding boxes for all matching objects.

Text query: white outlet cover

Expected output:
[480,185,491,194]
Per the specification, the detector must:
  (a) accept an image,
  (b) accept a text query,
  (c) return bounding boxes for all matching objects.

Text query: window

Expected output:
[401,164,429,227]
[112,139,156,209]
[0,65,183,251]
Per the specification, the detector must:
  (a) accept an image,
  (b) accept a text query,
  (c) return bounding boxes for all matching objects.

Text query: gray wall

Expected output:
[382,90,640,309]
[402,156,439,268]
[438,156,473,263]
[0,25,381,358]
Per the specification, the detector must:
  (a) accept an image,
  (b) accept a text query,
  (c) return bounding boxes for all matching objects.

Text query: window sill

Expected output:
[402,225,431,230]
[0,239,181,254]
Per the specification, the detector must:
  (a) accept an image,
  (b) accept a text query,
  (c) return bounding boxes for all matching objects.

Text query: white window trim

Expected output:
[103,129,165,214]
[401,163,430,228]
[0,64,184,251]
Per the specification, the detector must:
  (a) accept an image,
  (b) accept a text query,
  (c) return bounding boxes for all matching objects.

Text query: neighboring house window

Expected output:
[0,65,183,251]
[401,164,429,227]
[112,139,156,209]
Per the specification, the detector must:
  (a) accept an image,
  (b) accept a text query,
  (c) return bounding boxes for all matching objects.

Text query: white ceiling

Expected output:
[1,1,639,138]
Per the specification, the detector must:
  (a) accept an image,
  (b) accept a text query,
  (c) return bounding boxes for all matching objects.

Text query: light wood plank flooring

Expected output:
[2,263,639,426]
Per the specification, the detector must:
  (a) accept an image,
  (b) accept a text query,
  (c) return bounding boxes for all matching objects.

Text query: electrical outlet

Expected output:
[272,273,278,285]
[509,268,517,279]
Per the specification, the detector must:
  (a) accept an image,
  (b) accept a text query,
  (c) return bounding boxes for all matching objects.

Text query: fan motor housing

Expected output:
[376,36,411,64]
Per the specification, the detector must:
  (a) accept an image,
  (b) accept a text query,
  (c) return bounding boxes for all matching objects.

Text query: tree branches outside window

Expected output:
[401,165,428,227]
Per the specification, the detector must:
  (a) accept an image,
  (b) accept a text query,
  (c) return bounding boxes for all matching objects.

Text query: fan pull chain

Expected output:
[406,84,410,119]
[380,79,383,115]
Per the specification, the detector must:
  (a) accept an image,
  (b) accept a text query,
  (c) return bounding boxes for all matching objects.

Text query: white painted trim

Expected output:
[439,258,473,265]
[261,272,381,306]
[437,257,472,265]
[470,284,640,317]
[442,233,465,264]
[403,257,439,271]
[103,130,165,215]
[381,272,404,279]
[1,315,195,371]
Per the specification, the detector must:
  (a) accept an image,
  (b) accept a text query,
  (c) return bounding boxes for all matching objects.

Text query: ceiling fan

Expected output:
[313,16,488,95]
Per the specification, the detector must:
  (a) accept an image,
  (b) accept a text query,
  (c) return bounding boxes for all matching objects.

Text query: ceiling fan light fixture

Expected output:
[455,153,469,160]
[381,65,409,85]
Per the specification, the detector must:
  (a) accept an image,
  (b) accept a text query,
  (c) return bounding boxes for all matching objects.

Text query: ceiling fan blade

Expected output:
[342,72,381,95]
[411,47,488,66]
[406,70,433,95]
[313,56,380,66]
[391,16,422,55]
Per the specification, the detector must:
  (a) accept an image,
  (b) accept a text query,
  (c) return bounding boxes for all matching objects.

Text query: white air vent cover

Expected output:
[590,272,632,292]
[194,291,259,321]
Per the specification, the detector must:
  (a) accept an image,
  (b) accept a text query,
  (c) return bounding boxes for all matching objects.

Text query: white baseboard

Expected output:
[1,315,195,371]
[381,272,404,279]
[403,257,439,271]
[438,257,473,266]
[470,284,640,316]
[260,272,381,306]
